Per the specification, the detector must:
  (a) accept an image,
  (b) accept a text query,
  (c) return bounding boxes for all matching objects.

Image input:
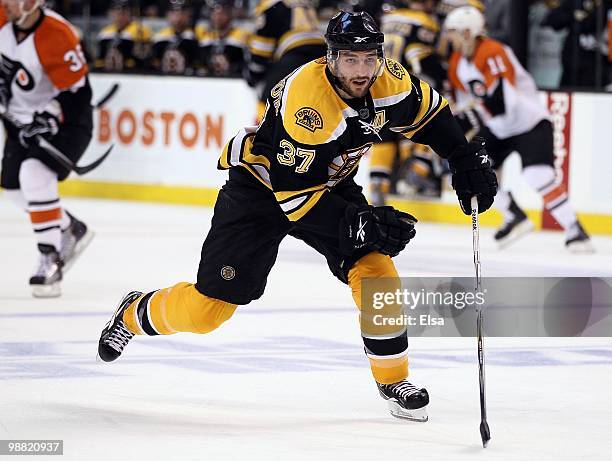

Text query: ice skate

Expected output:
[565,221,595,254]
[494,196,534,248]
[61,211,94,272]
[97,291,143,362]
[30,244,63,298]
[377,380,429,422]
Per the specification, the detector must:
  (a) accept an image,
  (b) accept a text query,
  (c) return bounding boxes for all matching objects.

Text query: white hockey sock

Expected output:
[523,165,577,230]
[19,158,62,251]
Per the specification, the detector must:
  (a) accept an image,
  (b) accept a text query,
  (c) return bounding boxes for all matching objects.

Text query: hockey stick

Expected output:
[94,83,119,109]
[471,196,491,448]
[0,109,114,176]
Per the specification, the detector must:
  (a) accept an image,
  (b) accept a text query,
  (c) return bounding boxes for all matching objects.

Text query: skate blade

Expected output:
[63,230,95,273]
[31,283,61,298]
[387,400,428,422]
[496,220,534,249]
[566,240,595,254]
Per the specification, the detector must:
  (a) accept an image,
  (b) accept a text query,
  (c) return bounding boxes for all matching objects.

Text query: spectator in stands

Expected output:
[95,0,153,72]
[152,0,201,75]
[197,0,249,77]
[484,0,512,44]
[542,0,612,88]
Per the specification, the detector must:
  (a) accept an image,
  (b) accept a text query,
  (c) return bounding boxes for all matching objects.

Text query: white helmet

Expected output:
[444,6,486,37]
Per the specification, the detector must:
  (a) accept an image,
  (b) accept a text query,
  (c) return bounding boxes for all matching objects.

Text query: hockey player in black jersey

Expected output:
[247,0,326,120]
[98,11,497,422]
[370,0,449,205]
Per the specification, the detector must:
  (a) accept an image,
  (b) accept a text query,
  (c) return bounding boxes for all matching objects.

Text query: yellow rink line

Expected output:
[57,180,612,236]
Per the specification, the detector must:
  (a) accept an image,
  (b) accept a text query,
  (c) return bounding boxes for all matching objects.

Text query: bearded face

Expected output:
[329,50,381,99]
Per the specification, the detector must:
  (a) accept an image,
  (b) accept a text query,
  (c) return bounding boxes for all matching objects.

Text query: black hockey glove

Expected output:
[341,205,417,257]
[448,137,498,215]
[18,103,62,148]
[0,57,13,110]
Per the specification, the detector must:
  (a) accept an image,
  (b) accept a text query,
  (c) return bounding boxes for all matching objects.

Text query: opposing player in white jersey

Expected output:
[445,6,593,252]
[0,0,94,297]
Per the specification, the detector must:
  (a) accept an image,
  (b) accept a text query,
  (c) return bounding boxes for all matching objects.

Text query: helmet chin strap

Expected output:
[15,0,42,28]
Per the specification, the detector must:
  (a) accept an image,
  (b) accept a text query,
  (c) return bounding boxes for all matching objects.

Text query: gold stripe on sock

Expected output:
[122,294,146,335]
[369,355,409,385]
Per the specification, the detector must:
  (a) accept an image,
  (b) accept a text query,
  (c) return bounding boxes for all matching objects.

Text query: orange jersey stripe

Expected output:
[473,38,516,88]
[29,207,62,224]
[0,5,7,27]
[34,12,88,90]
[447,51,466,92]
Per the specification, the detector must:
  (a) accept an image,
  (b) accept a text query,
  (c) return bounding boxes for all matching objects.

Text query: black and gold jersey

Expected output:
[151,26,200,75]
[218,58,457,222]
[95,21,152,72]
[197,26,250,77]
[380,8,446,90]
[248,0,325,83]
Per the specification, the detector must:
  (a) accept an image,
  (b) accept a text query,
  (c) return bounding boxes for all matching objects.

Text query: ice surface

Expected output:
[1,198,611,460]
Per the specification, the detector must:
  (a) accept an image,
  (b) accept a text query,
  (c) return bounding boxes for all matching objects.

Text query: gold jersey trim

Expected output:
[381,9,440,33]
[273,30,324,59]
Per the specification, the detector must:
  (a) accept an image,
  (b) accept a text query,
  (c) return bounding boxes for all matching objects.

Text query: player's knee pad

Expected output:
[176,284,238,334]
[348,252,399,310]
[369,142,396,177]
[18,158,58,201]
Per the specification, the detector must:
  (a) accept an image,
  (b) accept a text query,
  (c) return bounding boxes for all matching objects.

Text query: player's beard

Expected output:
[335,73,374,99]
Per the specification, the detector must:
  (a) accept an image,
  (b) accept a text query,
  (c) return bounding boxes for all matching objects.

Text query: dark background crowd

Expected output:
[43,0,612,91]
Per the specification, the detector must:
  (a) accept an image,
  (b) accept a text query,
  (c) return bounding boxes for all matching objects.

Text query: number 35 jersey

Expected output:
[0,7,88,124]
[218,57,451,222]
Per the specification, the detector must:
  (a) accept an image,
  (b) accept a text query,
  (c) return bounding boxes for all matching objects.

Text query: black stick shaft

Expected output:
[0,110,113,176]
[471,196,491,448]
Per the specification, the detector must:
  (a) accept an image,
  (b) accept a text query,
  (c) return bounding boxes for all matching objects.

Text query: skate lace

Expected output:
[388,381,421,399]
[106,321,134,353]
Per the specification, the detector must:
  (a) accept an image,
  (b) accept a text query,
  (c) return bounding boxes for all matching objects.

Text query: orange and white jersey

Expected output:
[0,7,88,124]
[448,37,549,139]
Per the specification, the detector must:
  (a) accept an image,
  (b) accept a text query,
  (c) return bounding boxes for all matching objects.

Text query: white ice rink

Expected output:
[1,197,611,460]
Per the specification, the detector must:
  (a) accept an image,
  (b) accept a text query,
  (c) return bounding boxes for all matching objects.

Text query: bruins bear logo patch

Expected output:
[295,107,323,132]
[385,59,406,80]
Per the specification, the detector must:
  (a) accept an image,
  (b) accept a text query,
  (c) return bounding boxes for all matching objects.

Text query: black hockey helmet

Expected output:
[325,11,384,52]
